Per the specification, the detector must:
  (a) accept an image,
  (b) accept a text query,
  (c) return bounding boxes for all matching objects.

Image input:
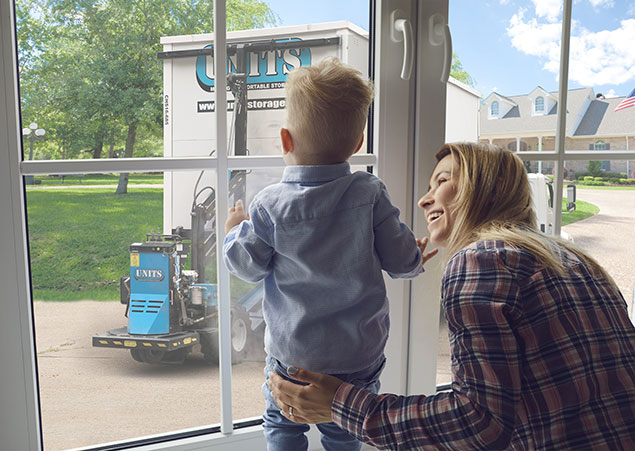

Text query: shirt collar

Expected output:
[281,162,351,183]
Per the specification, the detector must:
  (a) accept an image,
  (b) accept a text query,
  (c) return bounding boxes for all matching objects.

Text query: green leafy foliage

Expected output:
[587,160,603,177]
[450,53,475,87]
[16,0,277,166]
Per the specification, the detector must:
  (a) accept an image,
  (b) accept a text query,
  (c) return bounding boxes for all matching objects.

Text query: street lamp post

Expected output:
[22,122,45,185]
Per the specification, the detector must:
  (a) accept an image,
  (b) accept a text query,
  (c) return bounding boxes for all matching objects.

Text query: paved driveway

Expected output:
[562,188,635,306]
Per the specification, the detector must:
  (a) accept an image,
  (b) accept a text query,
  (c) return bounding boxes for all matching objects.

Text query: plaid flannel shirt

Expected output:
[333,240,635,450]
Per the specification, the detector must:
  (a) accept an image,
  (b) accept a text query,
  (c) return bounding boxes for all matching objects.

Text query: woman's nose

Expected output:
[418,192,432,209]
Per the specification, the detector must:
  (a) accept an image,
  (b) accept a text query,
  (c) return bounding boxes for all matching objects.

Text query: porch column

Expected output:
[538,136,543,173]
[627,136,630,177]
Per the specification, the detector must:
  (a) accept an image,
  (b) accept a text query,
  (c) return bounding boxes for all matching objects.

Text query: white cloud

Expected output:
[500,0,510,4]
[507,10,635,87]
[531,0,562,22]
[604,89,618,97]
[628,2,635,15]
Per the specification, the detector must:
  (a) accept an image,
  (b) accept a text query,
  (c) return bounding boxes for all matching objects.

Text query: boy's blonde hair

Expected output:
[284,57,374,164]
[440,142,617,286]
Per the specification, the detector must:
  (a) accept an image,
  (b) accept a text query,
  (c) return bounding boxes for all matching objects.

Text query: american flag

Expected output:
[614,88,635,112]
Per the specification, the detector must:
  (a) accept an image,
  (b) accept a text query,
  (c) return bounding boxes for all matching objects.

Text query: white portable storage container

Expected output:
[160,22,369,231]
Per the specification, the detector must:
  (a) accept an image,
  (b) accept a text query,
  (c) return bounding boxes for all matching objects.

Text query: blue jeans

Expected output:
[262,355,385,451]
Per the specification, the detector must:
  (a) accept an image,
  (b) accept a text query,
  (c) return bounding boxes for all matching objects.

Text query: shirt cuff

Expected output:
[332,382,376,441]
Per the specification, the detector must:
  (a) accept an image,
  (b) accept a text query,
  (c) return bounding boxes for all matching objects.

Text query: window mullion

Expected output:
[213,0,233,435]
[553,0,573,237]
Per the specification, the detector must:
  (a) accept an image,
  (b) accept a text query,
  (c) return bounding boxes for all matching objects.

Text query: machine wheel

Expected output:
[201,306,252,365]
[230,305,250,364]
[130,348,165,364]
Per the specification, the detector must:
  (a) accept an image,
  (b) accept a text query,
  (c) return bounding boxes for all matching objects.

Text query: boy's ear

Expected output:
[280,128,294,154]
[353,135,364,154]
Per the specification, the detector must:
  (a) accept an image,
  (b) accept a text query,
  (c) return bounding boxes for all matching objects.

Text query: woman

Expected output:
[269,142,635,450]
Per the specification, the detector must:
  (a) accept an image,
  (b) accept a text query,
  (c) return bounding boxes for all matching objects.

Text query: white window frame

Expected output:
[1,0,444,448]
[491,100,500,117]
[8,0,632,449]
[535,96,545,113]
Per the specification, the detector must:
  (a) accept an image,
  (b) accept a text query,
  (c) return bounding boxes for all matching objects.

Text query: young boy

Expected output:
[223,57,435,451]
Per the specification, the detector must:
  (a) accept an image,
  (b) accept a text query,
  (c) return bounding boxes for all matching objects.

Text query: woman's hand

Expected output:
[417,236,439,267]
[269,366,344,424]
[225,199,250,234]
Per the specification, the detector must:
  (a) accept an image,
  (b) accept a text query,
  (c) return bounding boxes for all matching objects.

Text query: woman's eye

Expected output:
[437,178,447,185]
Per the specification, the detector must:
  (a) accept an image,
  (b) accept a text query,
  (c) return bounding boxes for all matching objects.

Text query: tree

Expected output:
[450,53,475,87]
[587,161,602,177]
[17,0,277,192]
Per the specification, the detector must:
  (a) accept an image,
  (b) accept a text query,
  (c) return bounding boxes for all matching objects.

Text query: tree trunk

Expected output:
[115,122,137,195]
[91,141,103,159]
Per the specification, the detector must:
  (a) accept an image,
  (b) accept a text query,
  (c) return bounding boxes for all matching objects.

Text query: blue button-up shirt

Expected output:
[223,163,422,373]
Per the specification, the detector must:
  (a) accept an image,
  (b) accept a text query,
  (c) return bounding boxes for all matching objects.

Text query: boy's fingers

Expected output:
[422,248,439,264]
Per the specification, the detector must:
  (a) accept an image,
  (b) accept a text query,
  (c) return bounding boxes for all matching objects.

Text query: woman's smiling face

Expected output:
[418,154,459,246]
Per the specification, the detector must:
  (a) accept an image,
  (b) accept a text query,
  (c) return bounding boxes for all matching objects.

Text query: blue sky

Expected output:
[264,0,635,99]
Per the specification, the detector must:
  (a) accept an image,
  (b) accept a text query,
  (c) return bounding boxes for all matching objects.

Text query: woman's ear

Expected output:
[280,128,294,154]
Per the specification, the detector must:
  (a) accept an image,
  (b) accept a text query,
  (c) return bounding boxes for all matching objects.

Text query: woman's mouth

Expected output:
[427,211,443,223]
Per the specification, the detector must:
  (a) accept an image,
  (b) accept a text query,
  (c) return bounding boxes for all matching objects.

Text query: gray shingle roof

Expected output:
[480,87,635,137]
[574,96,635,136]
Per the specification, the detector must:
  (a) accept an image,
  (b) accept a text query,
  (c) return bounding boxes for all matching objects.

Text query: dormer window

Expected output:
[535,96,544,113]
[491,101,499,116]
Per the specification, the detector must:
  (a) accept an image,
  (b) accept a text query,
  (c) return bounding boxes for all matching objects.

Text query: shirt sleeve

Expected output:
[222,199,274,283]
[332,247,524,450]
[373,183,422,279]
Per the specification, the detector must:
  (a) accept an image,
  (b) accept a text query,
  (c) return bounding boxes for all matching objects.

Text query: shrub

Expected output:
[583,176,594,182]
[584,180,605,186]
[627,179,635,185]
[619,178,628,184]
[575,171,589,180]
[587,161,602,177]
[608,178,620,185]
[593,177,605,182]
[602,171,627,179]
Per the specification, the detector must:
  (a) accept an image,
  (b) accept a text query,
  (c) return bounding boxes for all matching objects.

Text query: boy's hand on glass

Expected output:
[417,236,439,267]
[225,199,250,234]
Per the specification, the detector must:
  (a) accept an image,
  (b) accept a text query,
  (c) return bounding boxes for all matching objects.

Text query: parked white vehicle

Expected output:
[528,173,575,241]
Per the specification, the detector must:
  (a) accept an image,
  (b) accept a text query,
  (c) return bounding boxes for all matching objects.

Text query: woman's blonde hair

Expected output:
[441,142,614,281]
[284,57,374,163]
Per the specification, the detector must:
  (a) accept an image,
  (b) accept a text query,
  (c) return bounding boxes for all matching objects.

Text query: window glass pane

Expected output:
[20,0,374,447]
[228,167,282,420]
[565,2,635,314]
[224,1,372,422]
[28,170,227,450]
[443,0,565,386]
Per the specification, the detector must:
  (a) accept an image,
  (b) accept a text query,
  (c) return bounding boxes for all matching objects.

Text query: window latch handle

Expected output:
[429,13,452,83]
[391,10,414,80]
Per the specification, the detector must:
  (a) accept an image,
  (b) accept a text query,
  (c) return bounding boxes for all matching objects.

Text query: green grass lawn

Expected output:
[31,173,163,186]
[26,188,163,300]
[25,187,601,301]
[27,187,251,302]
[561,199,598,226]
[573,184,635,191]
